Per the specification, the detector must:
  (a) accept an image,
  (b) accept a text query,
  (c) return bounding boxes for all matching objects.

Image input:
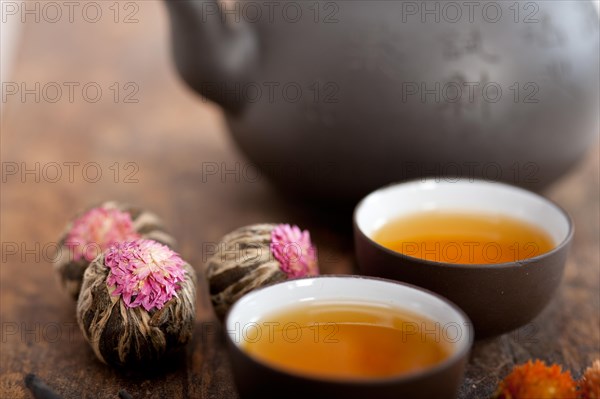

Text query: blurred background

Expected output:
[1,1,599,398]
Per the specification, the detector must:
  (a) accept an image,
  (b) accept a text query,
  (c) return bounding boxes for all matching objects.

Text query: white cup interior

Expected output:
[226,276,472,359]
[355,179,571,247]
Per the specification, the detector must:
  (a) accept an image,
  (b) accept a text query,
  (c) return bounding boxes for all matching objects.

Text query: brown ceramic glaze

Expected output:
[164,1,599,202]
[353,179,574,338]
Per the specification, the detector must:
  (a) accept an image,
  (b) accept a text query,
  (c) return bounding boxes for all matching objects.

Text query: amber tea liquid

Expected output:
[242,302,453,379]
[373,210,555,264]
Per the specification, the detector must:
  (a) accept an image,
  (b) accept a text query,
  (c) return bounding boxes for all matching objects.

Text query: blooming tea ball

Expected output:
[54,201,175,299]
[204,223,319,319]
[76,239,196,367]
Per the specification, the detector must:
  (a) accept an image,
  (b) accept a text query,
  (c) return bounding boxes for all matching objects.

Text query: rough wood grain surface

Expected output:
[1,3,598,398]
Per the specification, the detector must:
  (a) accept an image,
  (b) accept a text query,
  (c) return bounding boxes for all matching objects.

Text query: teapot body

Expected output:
[170,1,599,201]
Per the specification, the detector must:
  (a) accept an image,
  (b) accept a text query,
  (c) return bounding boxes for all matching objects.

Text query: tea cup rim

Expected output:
[225,274,474,385]
[353,178,574,269]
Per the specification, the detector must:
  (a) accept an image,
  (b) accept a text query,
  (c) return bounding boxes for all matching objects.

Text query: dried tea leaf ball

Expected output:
[205,223,319,319]
[76,239,196,367]
[54,201,175,300]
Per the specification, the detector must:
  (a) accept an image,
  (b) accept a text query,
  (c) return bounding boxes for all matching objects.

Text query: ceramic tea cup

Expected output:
[353,178,573,338]
[225,275,472,399]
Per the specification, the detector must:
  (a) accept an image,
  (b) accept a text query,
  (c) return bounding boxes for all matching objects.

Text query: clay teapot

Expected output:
[164,1,598,202]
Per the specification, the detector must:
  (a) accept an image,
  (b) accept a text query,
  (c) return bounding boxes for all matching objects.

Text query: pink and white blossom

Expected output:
[270,224,318,278]
[65,207,140,262]
[105,239,186,311]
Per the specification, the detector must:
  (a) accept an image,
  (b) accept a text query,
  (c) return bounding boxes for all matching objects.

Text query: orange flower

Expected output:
[493,360,578,399]
[580,360,600,399]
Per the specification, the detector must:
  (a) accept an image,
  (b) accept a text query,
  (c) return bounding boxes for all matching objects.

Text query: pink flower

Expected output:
[65,207,140,262]
[105,239,187,311]
[270,224,319,278]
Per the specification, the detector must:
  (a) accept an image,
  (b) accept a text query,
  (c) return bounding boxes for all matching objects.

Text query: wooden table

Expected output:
[1,2,598,398]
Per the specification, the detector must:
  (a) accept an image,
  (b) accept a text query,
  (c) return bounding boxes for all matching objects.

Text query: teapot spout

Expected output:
[164,0,259,113]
